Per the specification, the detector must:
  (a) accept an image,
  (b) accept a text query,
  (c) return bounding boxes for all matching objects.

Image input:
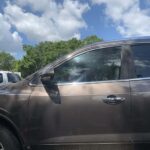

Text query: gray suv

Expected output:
[0,38,150,150]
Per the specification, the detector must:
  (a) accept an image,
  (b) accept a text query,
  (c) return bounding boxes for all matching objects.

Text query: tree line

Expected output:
[0,35,102,77]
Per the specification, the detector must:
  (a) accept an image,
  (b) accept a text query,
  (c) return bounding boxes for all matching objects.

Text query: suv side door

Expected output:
[130,43,150,143]
[28,45,132,148]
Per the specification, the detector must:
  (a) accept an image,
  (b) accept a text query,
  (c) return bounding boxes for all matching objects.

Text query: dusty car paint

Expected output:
[0,81,32,145]
[28,80,131,145]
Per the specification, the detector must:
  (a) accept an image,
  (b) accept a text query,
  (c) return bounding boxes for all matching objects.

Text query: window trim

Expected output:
[53,45,122,68]
[29,41,150,86]
[56,78,130,86]
[129,77,150,81]
[54,46,124,84]
[29,44,132,86]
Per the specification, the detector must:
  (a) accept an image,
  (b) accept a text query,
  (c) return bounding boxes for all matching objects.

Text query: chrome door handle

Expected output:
[103,95,125,105]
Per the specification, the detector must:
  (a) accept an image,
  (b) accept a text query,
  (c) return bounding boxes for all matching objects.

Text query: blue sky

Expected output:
[0,0,150,59]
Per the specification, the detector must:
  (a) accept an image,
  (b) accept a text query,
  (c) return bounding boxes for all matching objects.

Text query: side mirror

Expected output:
[40,69,61,104]
[40,69,54,84]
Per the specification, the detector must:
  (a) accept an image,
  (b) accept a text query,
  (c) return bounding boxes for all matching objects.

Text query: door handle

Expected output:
[103,95,125,105]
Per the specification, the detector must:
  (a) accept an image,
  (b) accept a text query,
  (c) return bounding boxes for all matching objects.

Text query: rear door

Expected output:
[130,43,150,143]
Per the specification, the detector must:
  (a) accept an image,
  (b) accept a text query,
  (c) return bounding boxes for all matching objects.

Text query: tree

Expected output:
[82,35,103,45]
[0,52,16,71]
[18,35,102,77]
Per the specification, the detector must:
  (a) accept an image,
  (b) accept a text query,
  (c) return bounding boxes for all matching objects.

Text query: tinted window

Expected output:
[54,47,121,83]
[0,74,3,83]
[7,73,21,83]
[132,44,150,78]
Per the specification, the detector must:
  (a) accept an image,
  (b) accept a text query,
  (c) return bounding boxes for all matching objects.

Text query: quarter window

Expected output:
[54,47,121,83]
[132,44,150,78]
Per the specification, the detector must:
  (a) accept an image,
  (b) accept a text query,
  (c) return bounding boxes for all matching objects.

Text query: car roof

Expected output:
[0,71,19,74]
[0,71,13,73]
[81,36,150,50]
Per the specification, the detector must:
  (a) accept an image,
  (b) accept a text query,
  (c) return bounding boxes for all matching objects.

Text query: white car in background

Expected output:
[0,71,21,84]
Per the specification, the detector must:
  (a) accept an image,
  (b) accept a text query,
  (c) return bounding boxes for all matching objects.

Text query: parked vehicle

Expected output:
[0,71,21,84]
[0,38,150,150]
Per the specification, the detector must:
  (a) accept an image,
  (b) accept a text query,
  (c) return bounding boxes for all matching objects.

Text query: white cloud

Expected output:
[0,13,23,56]
[92,0,150,37]
[4,0,90,42]
[14,0,50,12]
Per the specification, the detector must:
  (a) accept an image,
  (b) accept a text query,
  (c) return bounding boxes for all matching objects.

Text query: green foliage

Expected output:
[0,52,17,71]
[19,35,102,77]
[0,35,102,77]
[82,35,102,45]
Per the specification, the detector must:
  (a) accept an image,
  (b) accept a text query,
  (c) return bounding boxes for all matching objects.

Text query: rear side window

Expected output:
[132,44,150,78]
[7,73,21,83]
[0,74,3,83]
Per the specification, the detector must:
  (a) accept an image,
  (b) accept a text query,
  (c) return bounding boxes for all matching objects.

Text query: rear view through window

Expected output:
[132,44,150,78]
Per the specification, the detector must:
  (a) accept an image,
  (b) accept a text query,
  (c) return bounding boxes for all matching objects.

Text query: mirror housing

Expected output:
[40,69,54,84]
[40,68,61,104]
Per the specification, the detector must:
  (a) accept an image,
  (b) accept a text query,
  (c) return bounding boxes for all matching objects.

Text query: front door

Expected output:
[28,45,131,148]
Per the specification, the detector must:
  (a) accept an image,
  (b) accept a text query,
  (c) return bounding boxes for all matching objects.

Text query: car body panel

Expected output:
[0,80,32,144]
[27,79,131,147]
[130,78,150,142]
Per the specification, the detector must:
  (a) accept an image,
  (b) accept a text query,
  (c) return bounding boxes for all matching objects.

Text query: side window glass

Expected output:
[132,44,150,78]
[7,73,20,83]
[0,74,3,83]
[54,47,121,83]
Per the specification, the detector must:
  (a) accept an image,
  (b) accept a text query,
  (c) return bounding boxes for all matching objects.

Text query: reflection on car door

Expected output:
[55,80,131,144]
